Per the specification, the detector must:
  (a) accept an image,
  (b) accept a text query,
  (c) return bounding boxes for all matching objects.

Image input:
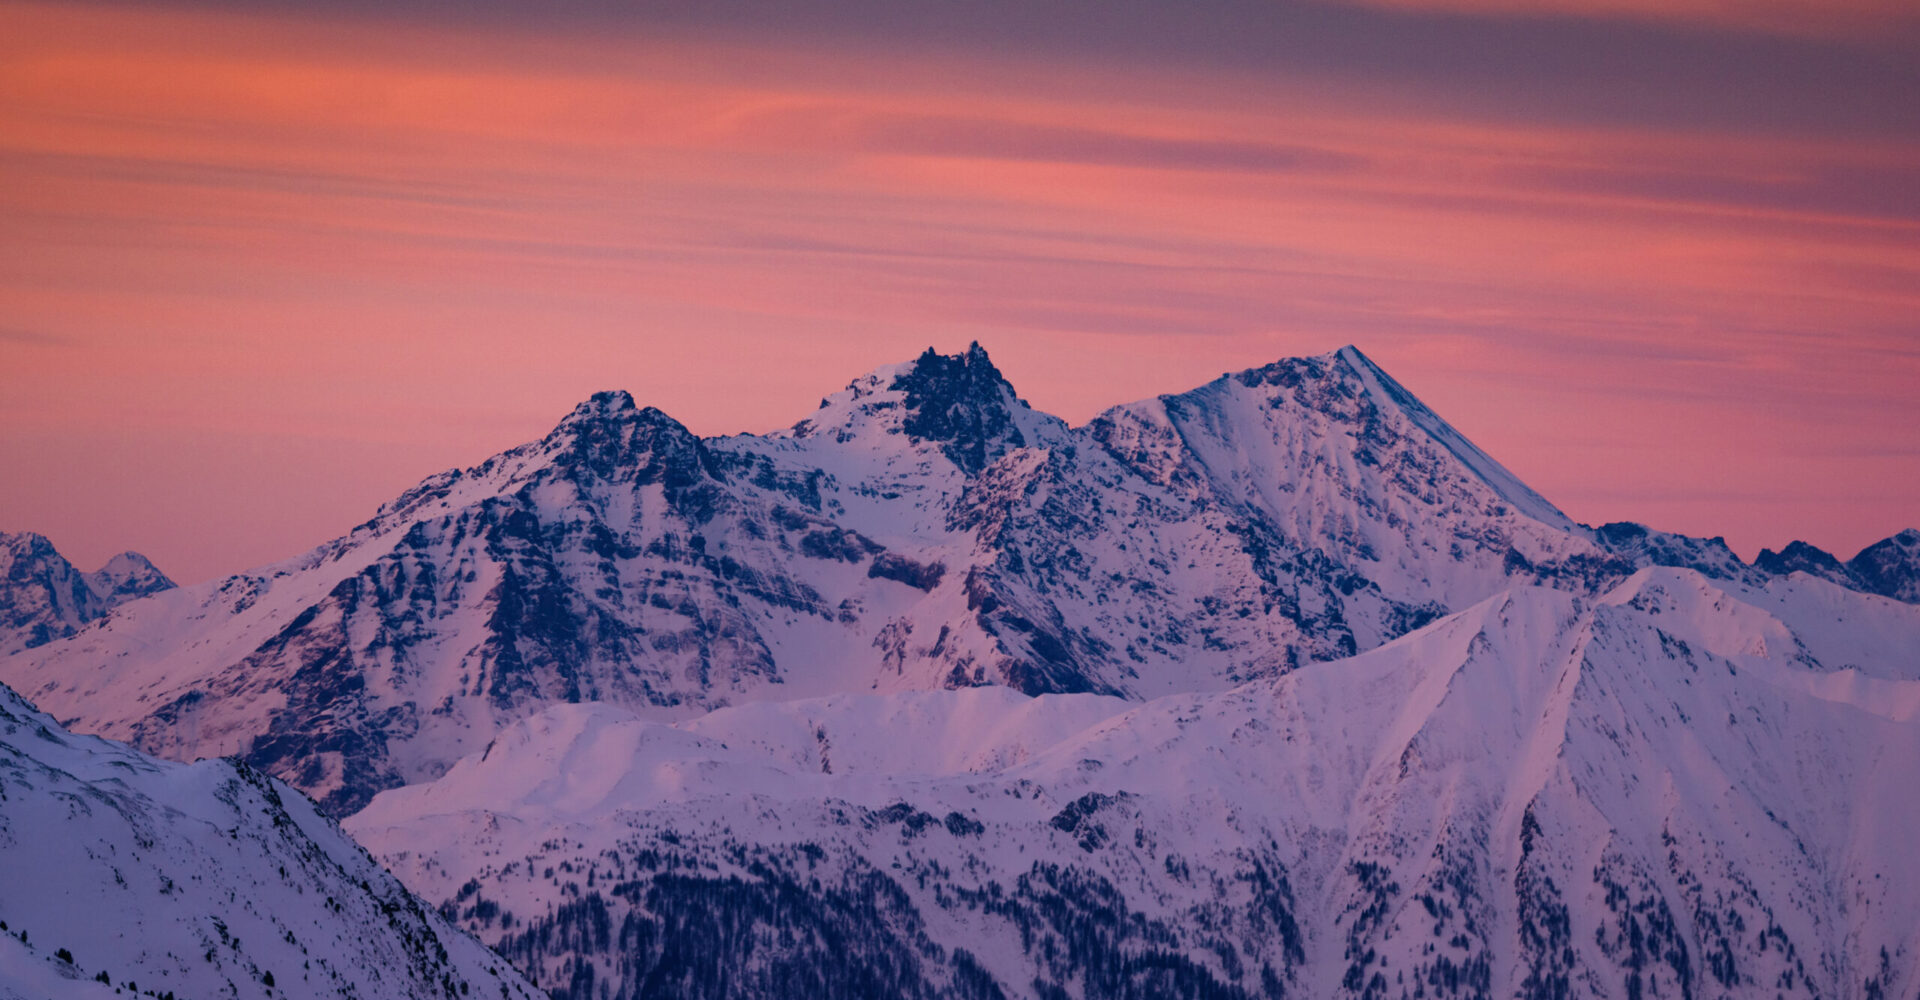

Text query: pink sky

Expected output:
[1,1,1916,583]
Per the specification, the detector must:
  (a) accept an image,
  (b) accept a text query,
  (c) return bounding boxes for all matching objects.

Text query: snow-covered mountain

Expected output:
[1758,530,1920,604]
[5,343,1916,1000]
[1,346,1910,817]
[1850,528,1920,602]
[346,566,1920,1000]
[0,532,172,655]
[0,681,540,1000]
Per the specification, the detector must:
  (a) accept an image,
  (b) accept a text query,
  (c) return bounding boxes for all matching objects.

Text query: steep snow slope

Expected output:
[1336,344,1572,530]
[4,345,1904,816]
[0,681,541,1000]
[0,932,116,1000]
[350,567,1920,1000]
[0,532,172,655]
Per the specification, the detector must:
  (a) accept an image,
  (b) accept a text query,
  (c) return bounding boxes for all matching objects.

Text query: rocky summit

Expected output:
[4,344,1916,1000]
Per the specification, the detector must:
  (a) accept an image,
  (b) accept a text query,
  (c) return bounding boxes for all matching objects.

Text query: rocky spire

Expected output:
[890,342,1029,474]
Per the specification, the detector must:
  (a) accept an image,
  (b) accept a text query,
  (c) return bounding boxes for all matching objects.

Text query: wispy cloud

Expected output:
[0,0,1915,579]
[0,326,70,345]
[1327,0,1920,40]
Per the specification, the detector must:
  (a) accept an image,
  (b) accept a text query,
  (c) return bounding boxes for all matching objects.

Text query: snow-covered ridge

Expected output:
[6,342,1918,1000]
[2,345,1912,820]
[0,681,541,1000]
[1336,345,1575,530]
[350,566,1920,999]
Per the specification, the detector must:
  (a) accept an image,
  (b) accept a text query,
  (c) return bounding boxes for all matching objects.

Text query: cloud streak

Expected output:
[0,0,1914,581]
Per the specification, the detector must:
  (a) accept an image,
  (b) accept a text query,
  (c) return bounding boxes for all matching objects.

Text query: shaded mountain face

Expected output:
[0,532,172,654]
[348,567,1920,1000]
[1593,522,1758,585]
[1849,527,1920,602]
[0,682,542,1000]
[1750,530,1920,603]
[1754,539,1853,585]
[0,345,1907,816]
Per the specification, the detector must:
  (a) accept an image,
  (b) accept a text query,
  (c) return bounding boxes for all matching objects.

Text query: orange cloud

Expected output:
[0,0,1915,581]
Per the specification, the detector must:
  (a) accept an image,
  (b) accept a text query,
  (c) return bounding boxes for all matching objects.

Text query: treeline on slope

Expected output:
[467,835,1296,1000]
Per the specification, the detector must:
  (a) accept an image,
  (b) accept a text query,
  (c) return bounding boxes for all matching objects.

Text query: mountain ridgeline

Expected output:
[0,345,1913,817]
[3,344,1917,1000]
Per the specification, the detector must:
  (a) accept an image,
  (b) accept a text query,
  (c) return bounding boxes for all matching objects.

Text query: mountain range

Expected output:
[2,343,1915,1000]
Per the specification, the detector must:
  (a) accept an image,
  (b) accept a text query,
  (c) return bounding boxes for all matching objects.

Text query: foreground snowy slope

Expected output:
[349,567,1920,1000]
[0,682,541,1000]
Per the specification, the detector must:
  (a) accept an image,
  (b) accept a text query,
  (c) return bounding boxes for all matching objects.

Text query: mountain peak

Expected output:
[1846,528,1920,603]
[87,550,175,604]
[0,529,57,558]
[542,392,712,490]
[887,343,1037,474]
[1755,539,1847,578]
[785,343,1060,474]
[896,341,1010,393]
[1201,346,1574,530]
[564,389,638,420]
[0,532,174,654]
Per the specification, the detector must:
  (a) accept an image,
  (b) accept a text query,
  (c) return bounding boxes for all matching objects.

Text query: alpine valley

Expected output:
[3,344,1916,1000]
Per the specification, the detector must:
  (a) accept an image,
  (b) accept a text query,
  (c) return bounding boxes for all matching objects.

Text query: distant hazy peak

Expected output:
[85,550,175,604]
[0,531,173,654]
[1847,528,1920,603]
[1755,538,1849,579]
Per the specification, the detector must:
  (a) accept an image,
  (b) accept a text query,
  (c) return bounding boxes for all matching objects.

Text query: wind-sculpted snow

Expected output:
[2,345,1913,819]
[0,682,542,1000]
[349,568,1920,1000]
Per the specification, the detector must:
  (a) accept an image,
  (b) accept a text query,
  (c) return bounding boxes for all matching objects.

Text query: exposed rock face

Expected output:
[2,345,1909,817]
[9,343,1919,1000]
[1754,539,1853,585]
[1747,529,1920,604]
[0,532,173,654]
[1848,527,1920,602]
[891,342,1033,474]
